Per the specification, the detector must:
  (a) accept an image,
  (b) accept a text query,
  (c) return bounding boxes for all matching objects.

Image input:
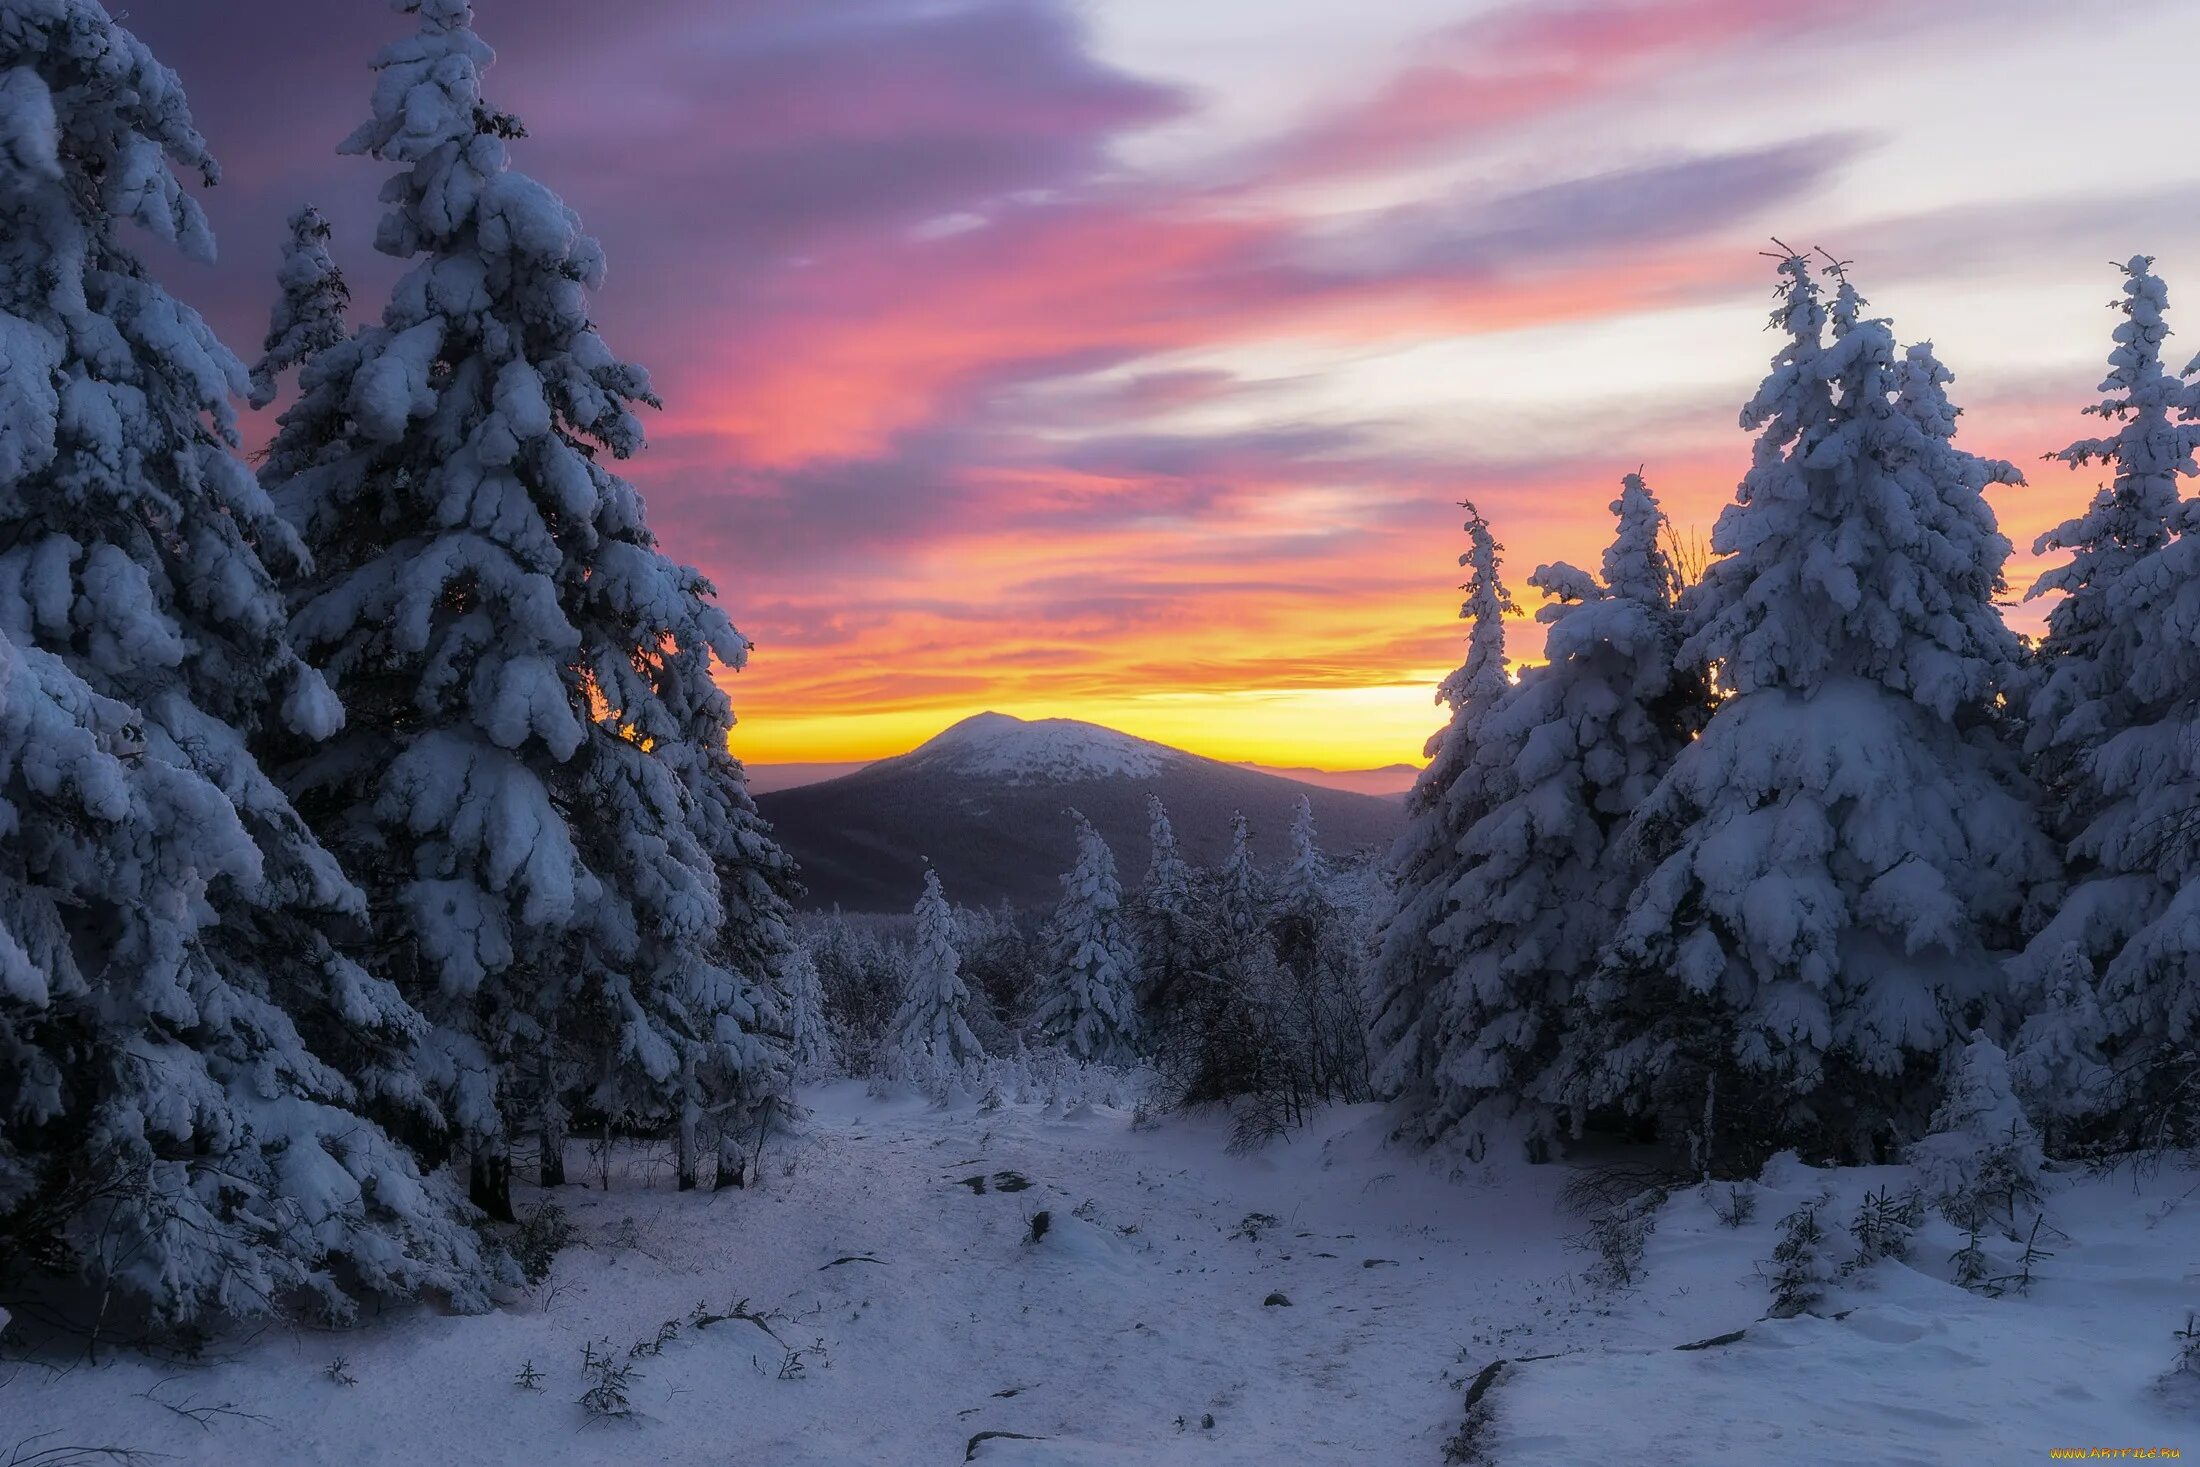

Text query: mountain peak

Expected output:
[903,711,1187,784]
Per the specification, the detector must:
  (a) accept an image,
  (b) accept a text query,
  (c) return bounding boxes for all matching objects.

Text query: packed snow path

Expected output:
[4,1087,2198,1463]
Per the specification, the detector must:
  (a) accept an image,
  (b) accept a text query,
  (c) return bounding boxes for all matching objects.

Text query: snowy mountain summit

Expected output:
[901,711,1190,784]
[760,711,1400,908]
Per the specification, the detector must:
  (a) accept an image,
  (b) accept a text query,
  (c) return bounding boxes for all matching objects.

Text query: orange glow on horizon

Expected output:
[713,387,2091,773]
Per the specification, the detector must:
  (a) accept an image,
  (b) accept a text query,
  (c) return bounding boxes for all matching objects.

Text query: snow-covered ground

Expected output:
[2,1086,2194,1464]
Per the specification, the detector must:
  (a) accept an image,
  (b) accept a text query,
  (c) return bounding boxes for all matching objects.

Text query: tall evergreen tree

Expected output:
[1133,792,1198,1020]
[1583,257,2051,1172]
[1422,475,1703,1158]
[1217,810,1266,946]
[1368,503,1516,1109]
[1267,793,1370,1110]
[2010,258,2200,1145]
[260,0,793,1215]
[1281,795,1329,920]
[0,0,487,1328]
[1033,811,1141,1064]
[247,204,350,408]
[890,869,982,1068]
[2023,258,2191,805]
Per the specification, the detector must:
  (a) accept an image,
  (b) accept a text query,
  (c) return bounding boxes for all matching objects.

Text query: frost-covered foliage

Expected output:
[2006,941,2114,1144]
[2012,258,2200,1152]
[803,913,906,1074]
[259,0,794,1211]
[1846,1184,1922,1268]
[1033,811,1141,1065]
[0,0,489,1329]
[1281,795,1329,919]
[1406,475,1704,1160]
[1262,803,1372,1115]
[1217,810,1266,945]
[1766,1192,1838,1317]
[1369,504,1517,1112]
[889,871,983,1069]
[782,945,834,1080]
[1107,799,1371,1133]
[1909,1033,2044,1229]
[247,204,350,408]
[1132,793,1199,1023]
[951,900,1040,1051]
[2023,258,2193,801]
[1578,258,2051,1172]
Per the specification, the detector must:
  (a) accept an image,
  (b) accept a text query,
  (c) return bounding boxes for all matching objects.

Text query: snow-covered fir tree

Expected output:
[1368,502,1517,1111]
[2011,257,2200,1149]
[782,944,835,1080]
[1133,792,1199,1019]
[890,869,983,1069]
[2006,941,2114,1147]
[247,204,350,408]
[2023,257,2191,809]
[1032,811,1141,1064]
[1583,257,2051,1171]
[1908,1032,2044,1219]
[1281,795,1329,921]
[1416,474,1703,1158]
[259,0,793,1213]
[0,0,488,1328]
[1217,810,1266,946]
[660,665,798,1189]
[1267,794,1372,1110]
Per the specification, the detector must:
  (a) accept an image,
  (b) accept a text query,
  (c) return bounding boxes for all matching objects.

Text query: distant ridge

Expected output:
[756,712,1404,912]
[1234,761,1418,799]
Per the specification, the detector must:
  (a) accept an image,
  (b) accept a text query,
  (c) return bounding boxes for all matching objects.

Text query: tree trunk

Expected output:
[675,1086,699,1193]
[539,1021,567,1188]
[469,1149,515,1222]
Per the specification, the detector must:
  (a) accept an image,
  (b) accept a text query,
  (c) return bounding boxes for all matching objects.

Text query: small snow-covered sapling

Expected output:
[1709,1184,1757,1229]
[577,1341,639,1421]
[1766,1194,1837,1316]
[1848,1186,1923,1268]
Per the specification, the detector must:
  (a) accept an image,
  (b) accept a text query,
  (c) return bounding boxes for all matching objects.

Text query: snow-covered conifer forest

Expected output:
[1,2,2198,1462]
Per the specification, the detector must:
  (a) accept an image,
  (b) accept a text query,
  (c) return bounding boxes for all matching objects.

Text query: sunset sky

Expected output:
[140,0,2200,771]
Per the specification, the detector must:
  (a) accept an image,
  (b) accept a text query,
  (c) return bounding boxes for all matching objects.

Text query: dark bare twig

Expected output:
[132,1378,273,1433]
[5,1432,168,1467]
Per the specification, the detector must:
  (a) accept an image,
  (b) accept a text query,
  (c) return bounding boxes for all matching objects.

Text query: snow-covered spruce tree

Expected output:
[782,944,834,1080]
[1582,257,2052,1173]
[1908,1032,2044,1228]
[1217,810,1266,946]
[2010,258,2200,1151]
[1132,792,1200,1023]
[1272,794,1336,998]
[0,0,489,1331]
[2023,258,2191,820]
[889,869,983,1070]
[1418,474,1704,1159]
[1368,503,1517,1114]
[1267,796,1371,1113]
[2006,941,2114,1150]
[1033,811,1141,1064]
[660,656,799,1190]
[247,204,350,408]
[261,0,793,1213]
[1281,795,1329,921]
